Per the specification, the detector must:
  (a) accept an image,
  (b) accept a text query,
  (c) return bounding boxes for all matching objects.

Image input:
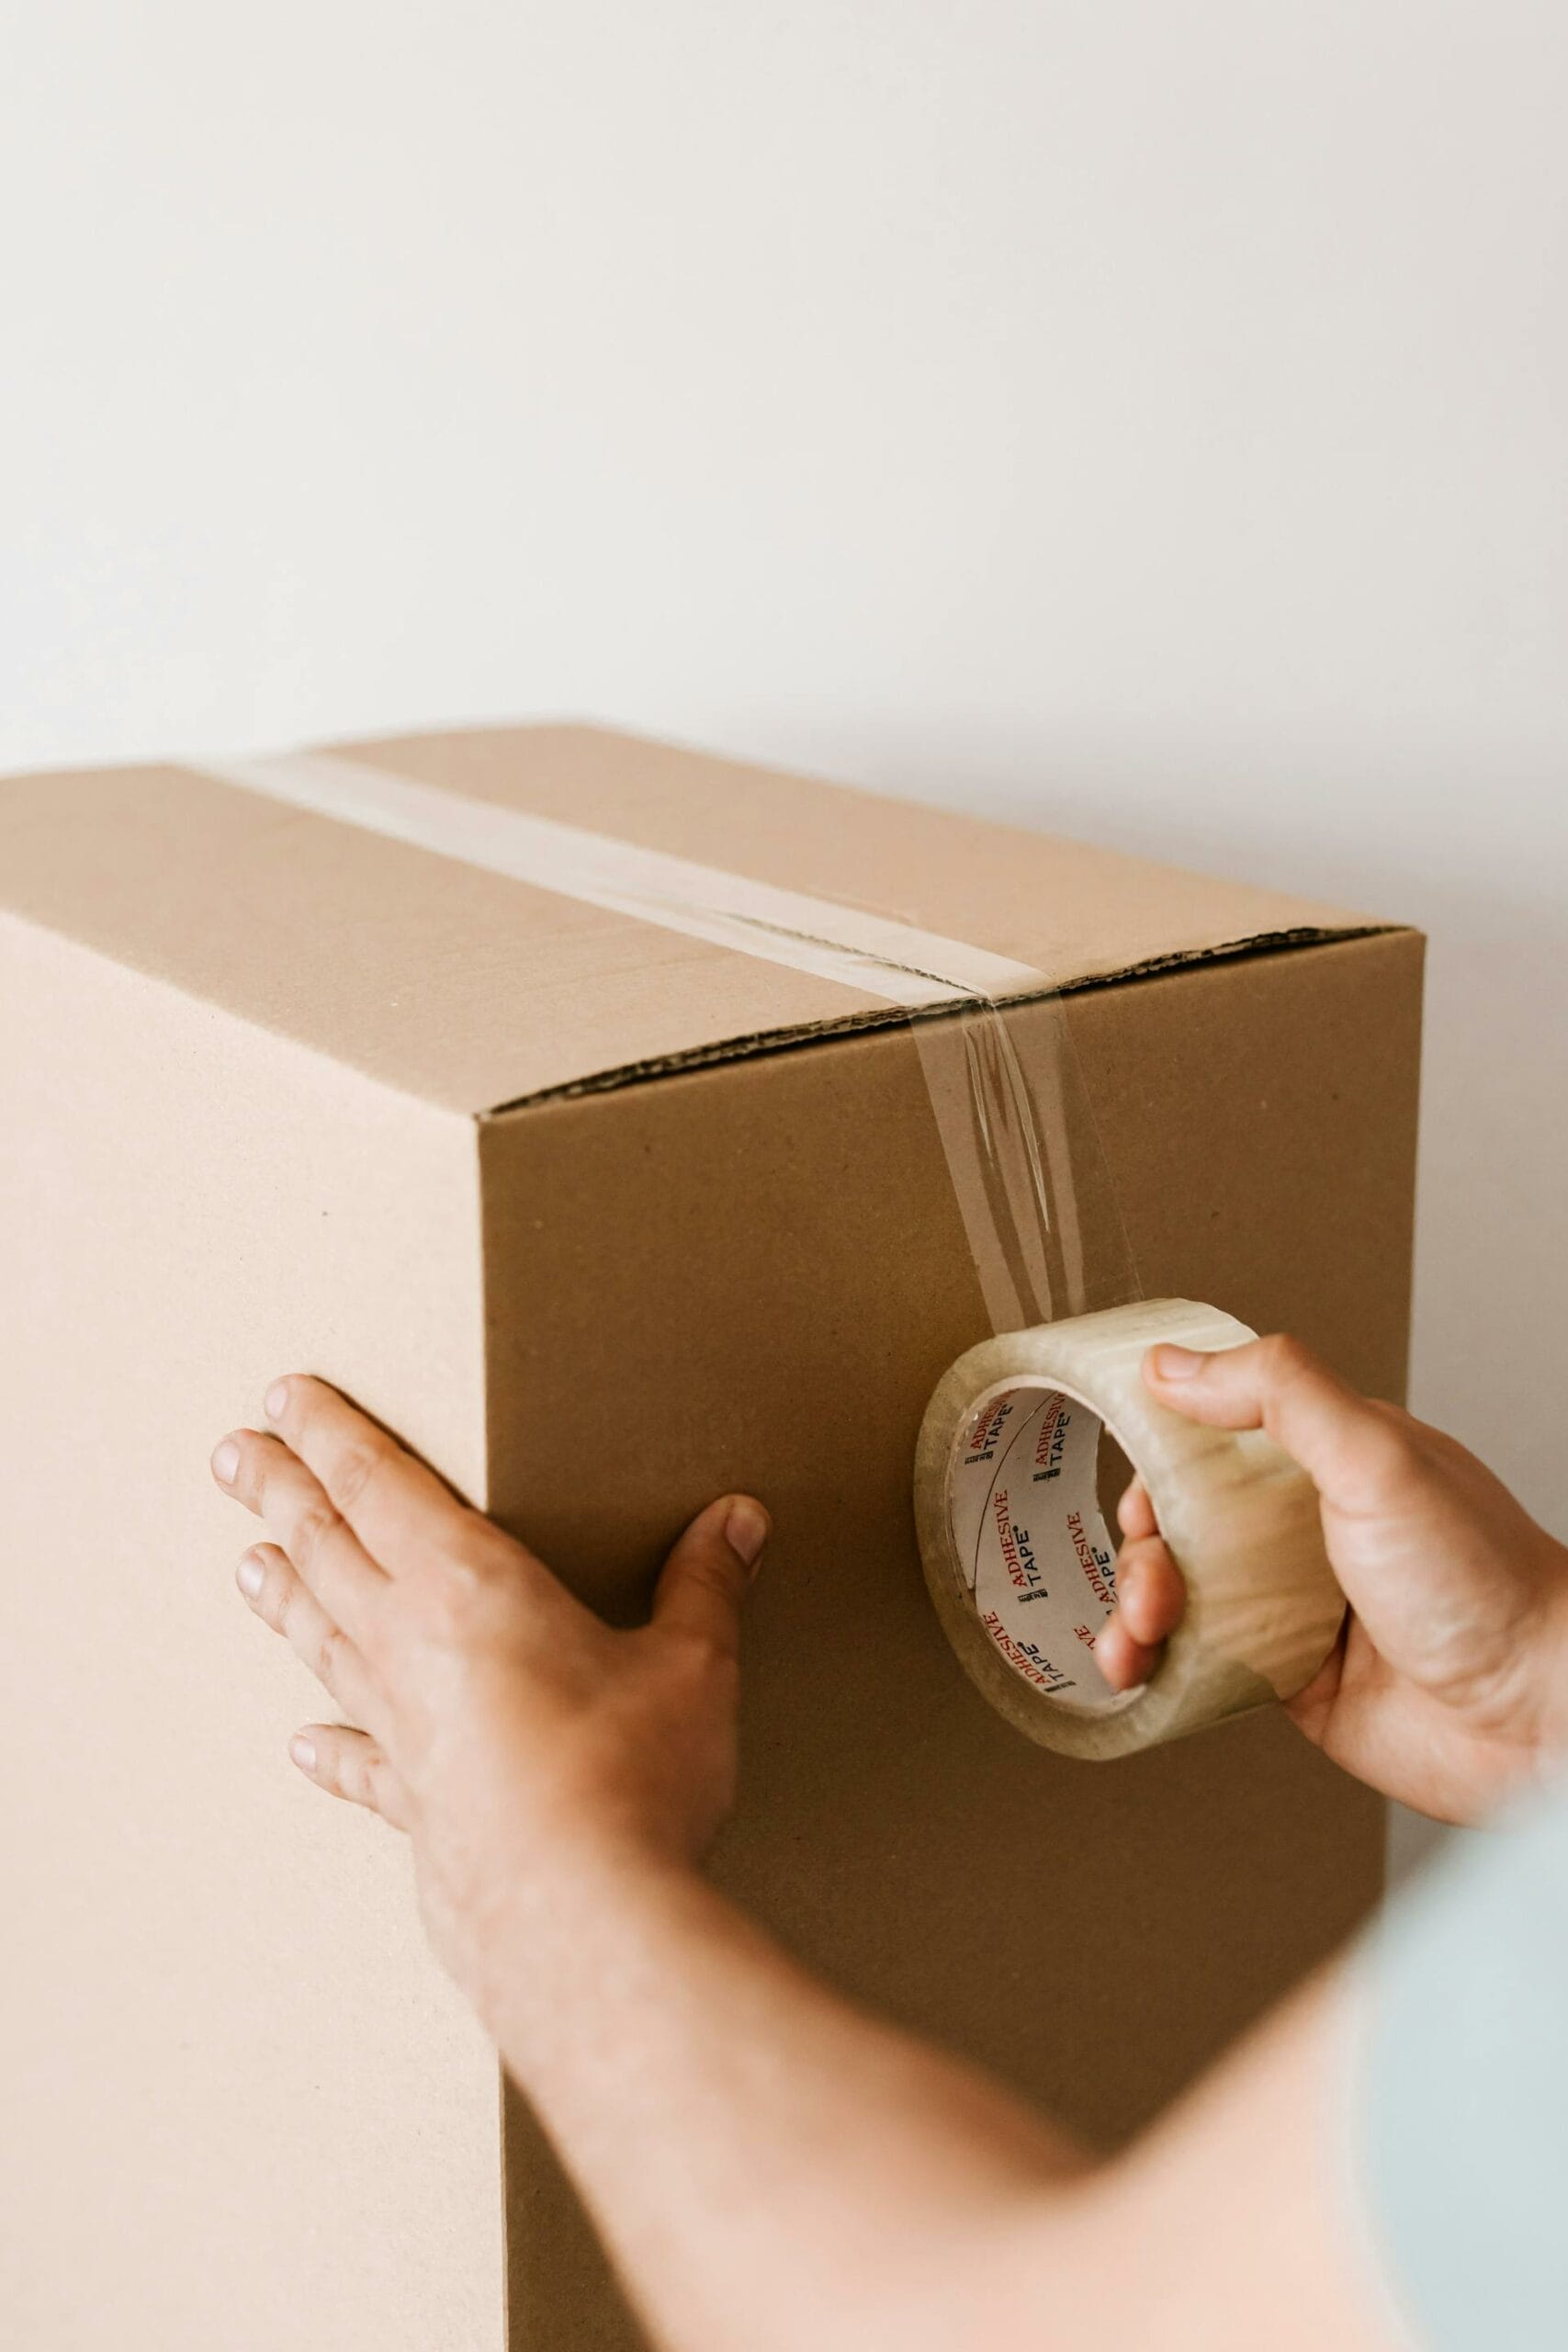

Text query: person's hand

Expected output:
[209,1376,768,2019]
[1095,1336,1568,1825]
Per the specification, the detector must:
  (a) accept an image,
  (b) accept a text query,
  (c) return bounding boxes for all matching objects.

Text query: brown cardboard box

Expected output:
[0,726,1421,2349]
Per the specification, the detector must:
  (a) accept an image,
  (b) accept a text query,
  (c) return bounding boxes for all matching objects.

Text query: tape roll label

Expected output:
[950,1383,1126,1712]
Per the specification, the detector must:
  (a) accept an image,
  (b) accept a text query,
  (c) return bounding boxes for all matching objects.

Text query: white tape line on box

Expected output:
[192,751,1043,1011]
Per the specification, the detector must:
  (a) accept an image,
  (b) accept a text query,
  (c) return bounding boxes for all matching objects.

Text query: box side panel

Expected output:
[483,930,1421,2349]
[0,920,504,2351]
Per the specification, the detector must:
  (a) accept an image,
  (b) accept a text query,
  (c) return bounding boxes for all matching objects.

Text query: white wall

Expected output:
[5,6,1563,1553]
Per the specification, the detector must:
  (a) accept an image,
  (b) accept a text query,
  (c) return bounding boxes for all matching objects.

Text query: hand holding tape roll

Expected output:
[915,1300,1347,1759]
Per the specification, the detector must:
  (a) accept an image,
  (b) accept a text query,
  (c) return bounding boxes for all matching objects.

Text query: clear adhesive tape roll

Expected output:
[915,1299,1347,1759]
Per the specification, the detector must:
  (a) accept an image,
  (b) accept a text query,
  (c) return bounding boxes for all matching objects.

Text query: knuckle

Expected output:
[451,1514,509,1577]
[672,1618,739,1678]
[352,1604,395,1673]
[1361,1397,1418,1446]
[679,1557,739,1611]
[1365,1399,1427,1456]
[1345,1409,1418,1489]
[330,1435,389,1515]
[353,1747,392,1817]
[290,1498,344,1573]
[314,1622,351,1693]
[419,1532,503,1619]
[1258,1332,1314,1385]
[1115,1533,1160,1576]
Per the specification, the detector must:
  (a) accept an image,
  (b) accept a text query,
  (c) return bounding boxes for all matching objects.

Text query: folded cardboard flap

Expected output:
[482,917,1396,1111]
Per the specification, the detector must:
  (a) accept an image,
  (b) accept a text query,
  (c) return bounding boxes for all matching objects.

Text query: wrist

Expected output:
[423,1807,707,2049]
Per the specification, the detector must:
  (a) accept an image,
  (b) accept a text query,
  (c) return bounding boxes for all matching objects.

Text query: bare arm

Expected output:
[469,1830,1389,2352]
[208,1340,1568,2349]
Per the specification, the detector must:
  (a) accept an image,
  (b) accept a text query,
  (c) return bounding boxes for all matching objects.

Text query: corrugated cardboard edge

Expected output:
[478,922,1405,1118]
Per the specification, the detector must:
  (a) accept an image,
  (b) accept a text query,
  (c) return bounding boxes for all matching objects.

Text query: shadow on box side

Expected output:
[479,934,1416,2348]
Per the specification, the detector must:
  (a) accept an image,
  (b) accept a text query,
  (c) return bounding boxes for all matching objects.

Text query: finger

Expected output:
[1113,1533,1187,1645]
[1117,1476,1157,1541]
[262,1375,499,1579]
[1282,1621,1349,1746]
[1097,1535,1187,1691]
[1143,1334,1410,1509]
[211,1428,385,1645]
[236,1544,384,1731]
[651,1495,769,1659]
[1095,1613,1160,1693]
[288,1724,412,1829]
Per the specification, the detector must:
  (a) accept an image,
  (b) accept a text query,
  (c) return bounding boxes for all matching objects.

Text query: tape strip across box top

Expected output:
[0,724,1423,2351]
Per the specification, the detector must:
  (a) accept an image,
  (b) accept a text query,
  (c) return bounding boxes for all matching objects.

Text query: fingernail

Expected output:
[289,1735,317,1774]
[725,1498,770,1571]
[211,1437,242,1485]
[264,1381,289,1422]
[236,1552,265,1599]
[1148,1345,1204,1382]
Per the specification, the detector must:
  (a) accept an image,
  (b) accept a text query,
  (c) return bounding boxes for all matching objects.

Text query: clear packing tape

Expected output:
[194,750,1347,1759]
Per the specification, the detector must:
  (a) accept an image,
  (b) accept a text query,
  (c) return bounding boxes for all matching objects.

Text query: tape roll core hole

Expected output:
[947,1379,1144,1715]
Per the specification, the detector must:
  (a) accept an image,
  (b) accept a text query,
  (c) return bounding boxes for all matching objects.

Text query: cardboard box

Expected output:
[0,726,1422,2348]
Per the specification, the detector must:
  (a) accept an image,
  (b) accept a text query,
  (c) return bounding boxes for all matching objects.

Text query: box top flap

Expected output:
[0,721,1390,1115]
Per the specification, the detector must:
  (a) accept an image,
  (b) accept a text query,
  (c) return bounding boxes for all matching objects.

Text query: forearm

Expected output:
[475,1841,1402,2352]
[478,1838,1089,2352]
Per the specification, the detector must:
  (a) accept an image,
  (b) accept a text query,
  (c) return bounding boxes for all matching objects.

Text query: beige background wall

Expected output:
[5,3,1562,1864]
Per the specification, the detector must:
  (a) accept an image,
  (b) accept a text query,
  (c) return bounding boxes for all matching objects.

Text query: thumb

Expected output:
[651,1495,771,1656]
[1144,1333,1404,1510]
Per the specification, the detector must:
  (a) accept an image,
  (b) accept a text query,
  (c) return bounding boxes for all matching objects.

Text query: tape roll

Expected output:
[915,1300,1347,1759]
